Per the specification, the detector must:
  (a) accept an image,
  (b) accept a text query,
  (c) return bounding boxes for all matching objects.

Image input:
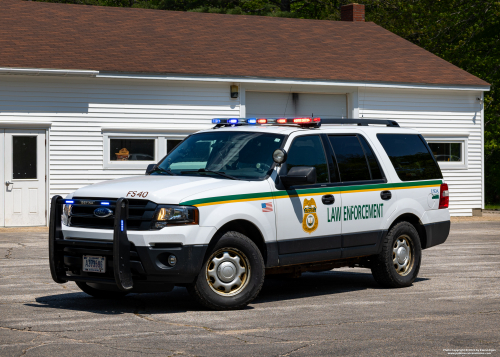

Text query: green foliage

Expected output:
[485,204,500,210]
[32,0,500,202]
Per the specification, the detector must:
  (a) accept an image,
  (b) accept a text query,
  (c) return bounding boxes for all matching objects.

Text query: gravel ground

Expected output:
[0,220,499,357]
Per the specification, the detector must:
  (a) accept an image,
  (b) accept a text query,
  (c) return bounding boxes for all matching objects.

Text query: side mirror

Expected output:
[145,164,156,175]
[280,166,317,187]
[272,148,287,165]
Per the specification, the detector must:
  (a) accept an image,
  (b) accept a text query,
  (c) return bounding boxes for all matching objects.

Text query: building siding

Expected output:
[0,75,484,218]
[359,87,483,216]
[0,75,236,197]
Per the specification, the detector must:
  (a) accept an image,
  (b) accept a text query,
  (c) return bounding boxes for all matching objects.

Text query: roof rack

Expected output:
[320,118,400,127]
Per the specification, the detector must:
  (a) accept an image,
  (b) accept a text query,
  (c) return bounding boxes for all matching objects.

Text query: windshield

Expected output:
[154,131,285,180]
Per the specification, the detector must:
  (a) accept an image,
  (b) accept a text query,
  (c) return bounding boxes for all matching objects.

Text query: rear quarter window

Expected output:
[377,134,443,182]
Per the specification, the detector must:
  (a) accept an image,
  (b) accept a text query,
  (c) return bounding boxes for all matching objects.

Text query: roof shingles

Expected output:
[0,0,488,86]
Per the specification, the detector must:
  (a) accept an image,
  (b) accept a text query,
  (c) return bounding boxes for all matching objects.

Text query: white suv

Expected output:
[49,118,450,310]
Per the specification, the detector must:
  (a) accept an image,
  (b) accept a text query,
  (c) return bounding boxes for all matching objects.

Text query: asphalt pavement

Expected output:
[0,220,499,357]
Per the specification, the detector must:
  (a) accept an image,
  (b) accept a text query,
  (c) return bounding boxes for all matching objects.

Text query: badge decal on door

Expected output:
[302,198,319,234]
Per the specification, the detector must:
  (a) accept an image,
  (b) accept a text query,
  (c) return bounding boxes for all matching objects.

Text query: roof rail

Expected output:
[320,118,400,127]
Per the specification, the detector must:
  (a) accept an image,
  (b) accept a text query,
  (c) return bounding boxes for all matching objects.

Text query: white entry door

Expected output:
[4,130,46,226]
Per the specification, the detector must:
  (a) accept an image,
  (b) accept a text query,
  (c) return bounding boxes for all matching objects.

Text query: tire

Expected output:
[371,221,422,288]
[187,231,265,310]
[75,281,129,299]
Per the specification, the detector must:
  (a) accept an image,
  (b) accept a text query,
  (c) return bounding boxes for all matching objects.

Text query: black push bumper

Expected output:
[49,196,207,291]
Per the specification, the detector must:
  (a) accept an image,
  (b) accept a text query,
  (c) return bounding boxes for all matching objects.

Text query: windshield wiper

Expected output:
[180,169,237,180]
[150,167,176,176]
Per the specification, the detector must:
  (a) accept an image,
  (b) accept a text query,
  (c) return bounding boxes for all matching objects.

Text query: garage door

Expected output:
[245,92,347,118]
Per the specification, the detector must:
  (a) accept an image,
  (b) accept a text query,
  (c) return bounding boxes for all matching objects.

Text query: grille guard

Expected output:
[49,195,134,291]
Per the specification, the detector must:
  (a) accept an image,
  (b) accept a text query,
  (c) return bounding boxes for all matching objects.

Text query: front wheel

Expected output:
[371,222,422,288]
[187,231,265,310]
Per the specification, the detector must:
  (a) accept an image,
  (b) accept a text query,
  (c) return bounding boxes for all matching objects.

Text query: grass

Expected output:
[485,204,500,210]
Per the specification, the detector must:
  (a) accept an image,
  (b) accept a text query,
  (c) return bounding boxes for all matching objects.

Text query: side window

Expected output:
[428,142,462,162]
[377,134,443,181]
[358,135,384,180]
[286,135,329,184]
[109,138,155,161]
[328,135,371,182]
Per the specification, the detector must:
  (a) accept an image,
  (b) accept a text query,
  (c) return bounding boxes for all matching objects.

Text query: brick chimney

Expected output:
[341,3,365,22]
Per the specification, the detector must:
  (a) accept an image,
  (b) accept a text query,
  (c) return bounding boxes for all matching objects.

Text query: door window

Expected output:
[328,135,371,182]
[13,136,37,179]
[286,135,329,183]
[358,135,383,180]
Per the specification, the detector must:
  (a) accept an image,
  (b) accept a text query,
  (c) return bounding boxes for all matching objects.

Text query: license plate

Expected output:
[82,255,106,273]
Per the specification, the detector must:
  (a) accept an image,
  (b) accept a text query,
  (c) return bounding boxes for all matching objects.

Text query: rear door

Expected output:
[326,133,397,257]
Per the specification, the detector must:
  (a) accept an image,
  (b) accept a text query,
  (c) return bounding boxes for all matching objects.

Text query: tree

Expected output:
[365,1,500,203]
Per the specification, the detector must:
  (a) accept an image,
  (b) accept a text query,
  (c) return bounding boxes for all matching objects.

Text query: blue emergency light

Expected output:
[101,202,110,205]
[64,200,74,204]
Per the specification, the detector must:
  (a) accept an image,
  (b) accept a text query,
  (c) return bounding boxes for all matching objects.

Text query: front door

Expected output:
[4,130,46,226]
[274,134,342,263]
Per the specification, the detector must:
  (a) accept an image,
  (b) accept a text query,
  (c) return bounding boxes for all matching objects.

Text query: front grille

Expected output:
[69,197,157,230]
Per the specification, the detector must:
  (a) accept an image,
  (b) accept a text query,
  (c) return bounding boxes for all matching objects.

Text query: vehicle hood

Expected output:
[71,175,249,204]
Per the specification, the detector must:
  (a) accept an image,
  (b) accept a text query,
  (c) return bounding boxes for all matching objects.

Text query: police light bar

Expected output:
[212,117,321,127]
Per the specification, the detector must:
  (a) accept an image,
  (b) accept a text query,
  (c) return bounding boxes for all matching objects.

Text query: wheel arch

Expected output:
[205,219,269,265]
[388,213,428,249]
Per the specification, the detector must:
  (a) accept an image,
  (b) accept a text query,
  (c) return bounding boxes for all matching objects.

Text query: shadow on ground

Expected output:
[26,270,428,314]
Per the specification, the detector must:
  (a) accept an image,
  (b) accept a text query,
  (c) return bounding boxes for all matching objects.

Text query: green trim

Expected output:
[183,191,274,206]
[180,179,443,206]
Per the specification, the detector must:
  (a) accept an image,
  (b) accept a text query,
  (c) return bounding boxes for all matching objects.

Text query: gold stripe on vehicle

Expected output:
[192,184,441,207]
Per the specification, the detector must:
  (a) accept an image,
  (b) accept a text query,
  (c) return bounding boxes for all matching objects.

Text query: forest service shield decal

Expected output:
[302,198,319,234]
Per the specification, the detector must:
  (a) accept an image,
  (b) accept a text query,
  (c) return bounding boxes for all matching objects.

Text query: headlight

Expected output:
[151,205,199,230]
[61,204,72,226]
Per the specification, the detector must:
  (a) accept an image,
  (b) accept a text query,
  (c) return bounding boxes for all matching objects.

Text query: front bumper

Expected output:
[49,196,208,291]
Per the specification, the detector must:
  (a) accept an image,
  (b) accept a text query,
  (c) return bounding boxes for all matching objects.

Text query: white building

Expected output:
[0,1,489,226]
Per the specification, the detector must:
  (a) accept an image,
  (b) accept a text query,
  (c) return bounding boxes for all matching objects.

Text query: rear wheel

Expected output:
[187,231,265,310]
[75,281,129,299]
[371,222,422,288]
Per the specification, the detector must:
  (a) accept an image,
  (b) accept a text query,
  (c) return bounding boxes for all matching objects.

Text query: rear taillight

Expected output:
[439,183,449,209]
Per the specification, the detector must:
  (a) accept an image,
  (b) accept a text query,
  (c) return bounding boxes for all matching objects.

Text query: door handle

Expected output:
[5,181,13,186]
[380,190,392,200]
[322,194,335,205]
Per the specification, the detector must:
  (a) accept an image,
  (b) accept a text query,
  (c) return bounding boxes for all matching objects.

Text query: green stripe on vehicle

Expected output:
[180,179,443,207]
